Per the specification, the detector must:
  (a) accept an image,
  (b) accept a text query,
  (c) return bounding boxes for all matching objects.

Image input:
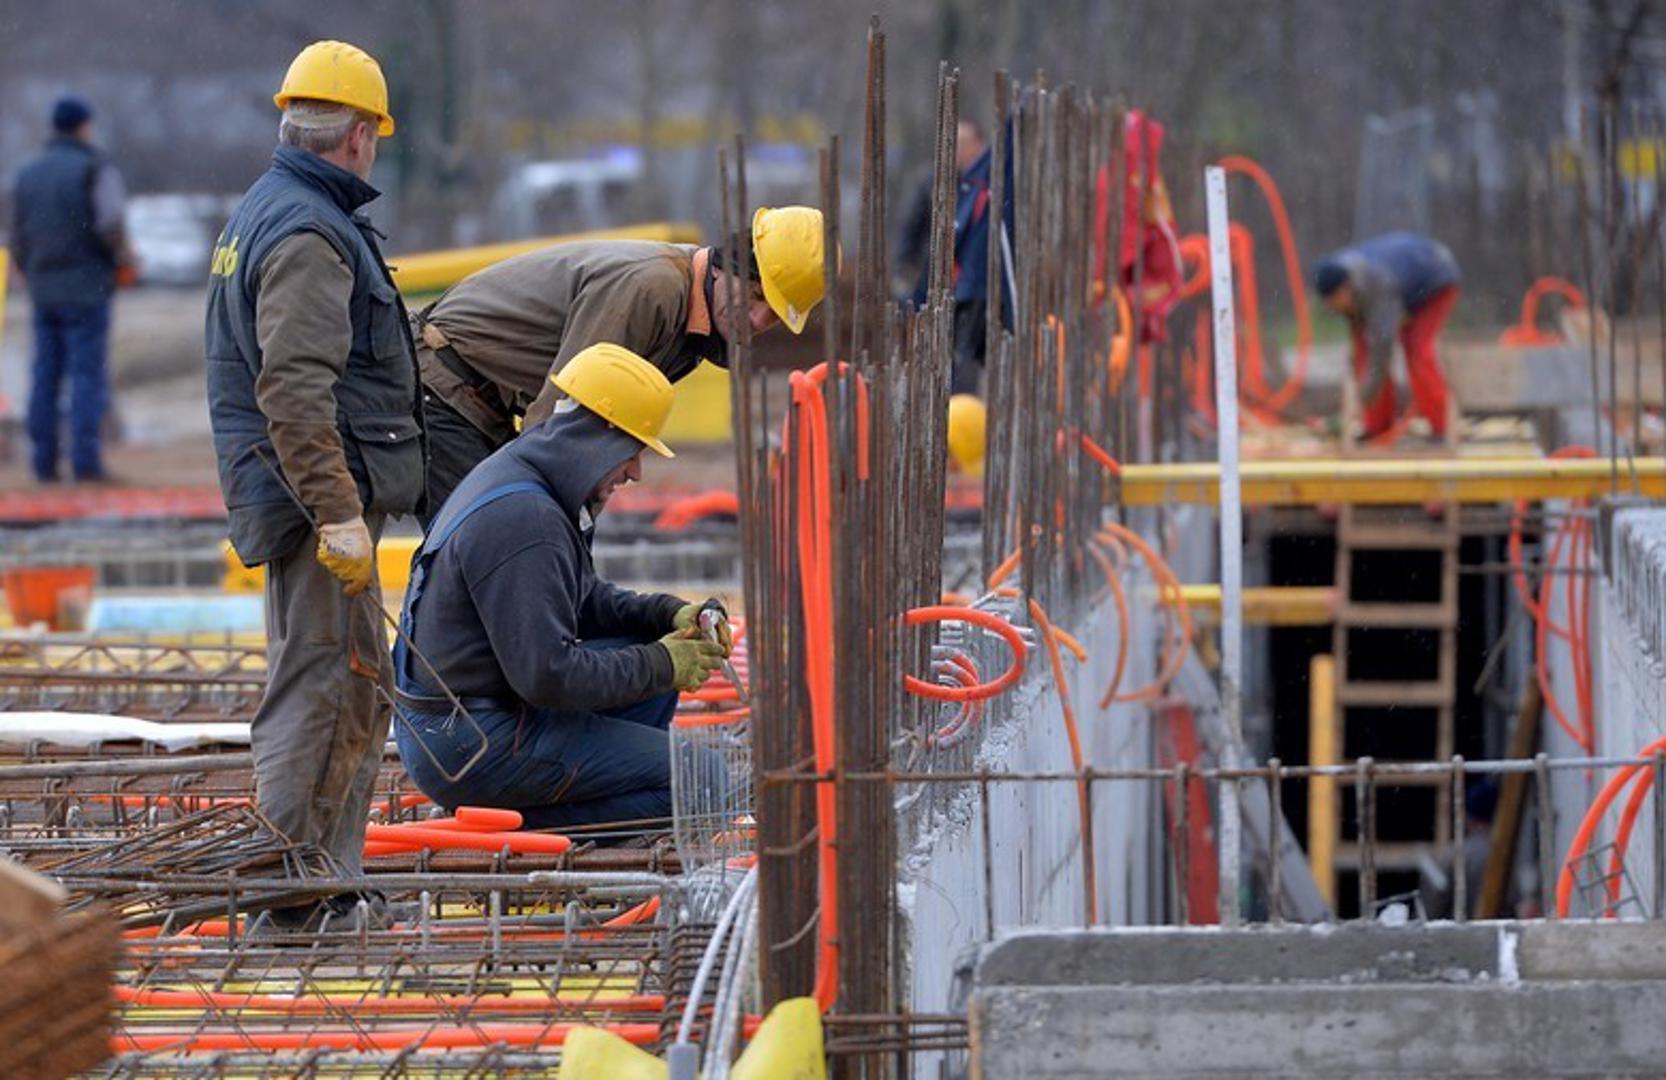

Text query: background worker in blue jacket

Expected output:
[1314,231,1462,441]
[394,343,728,830]
[10,95,131,483]
[898,118,994,396]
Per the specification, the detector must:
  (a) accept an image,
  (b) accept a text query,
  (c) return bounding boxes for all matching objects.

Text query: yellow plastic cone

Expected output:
[732,997,825,1080]
[557,1026,667,1080]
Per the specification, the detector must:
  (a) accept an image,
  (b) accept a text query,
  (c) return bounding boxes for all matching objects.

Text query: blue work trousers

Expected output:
[27,301,110,481]
[394,640,680,830]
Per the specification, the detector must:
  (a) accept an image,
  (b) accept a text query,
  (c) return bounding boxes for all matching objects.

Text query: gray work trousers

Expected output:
[252,514,390,876]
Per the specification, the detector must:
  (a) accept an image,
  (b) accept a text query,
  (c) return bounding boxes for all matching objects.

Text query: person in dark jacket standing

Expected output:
[10,96,131,482]
[206,41,423,927]
[411,207,826,524]
[394,343,728,829]
[1314,231,1462,440]
[898,119,994,396]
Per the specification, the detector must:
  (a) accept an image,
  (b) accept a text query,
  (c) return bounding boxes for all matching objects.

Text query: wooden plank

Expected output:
[1337,602,1457,629]
[1477,681,1544,919]
[1337,680,1453,708]
[0,859,65,935]
[1340,525,1460,550]
[1308,656,1338,910]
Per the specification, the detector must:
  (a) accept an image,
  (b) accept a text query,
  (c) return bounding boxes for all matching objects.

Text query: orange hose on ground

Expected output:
[114,1022,667,1054]
[1029,598,1099,920]
[653,489,741,530]
[361,824,571,855]
[114,984,666,1015]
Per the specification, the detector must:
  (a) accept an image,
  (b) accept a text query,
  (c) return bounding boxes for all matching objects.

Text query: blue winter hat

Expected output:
[1313,257,1348,297]
[52,96,94,133]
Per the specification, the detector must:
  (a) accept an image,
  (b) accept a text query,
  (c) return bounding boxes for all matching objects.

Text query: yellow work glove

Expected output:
[316,516,375,596]
[673,598,733,654]
[661,632,726,693]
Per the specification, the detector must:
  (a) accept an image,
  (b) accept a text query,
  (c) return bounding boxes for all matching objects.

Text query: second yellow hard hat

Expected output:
[753,206,828,335]
[551,343,676,458]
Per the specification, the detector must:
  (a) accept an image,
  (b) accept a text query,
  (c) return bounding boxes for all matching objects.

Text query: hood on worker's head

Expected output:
[506,403,645,522]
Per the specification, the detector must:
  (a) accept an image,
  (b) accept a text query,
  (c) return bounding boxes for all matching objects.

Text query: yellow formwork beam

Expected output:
[1118,456,1666,506]
[391,222,702,296]
[224,537,421,595]
[1307,654,1337,909]
[1168,585,1335,626]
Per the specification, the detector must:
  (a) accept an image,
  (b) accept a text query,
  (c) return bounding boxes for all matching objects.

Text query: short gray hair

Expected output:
[278,99,377,155]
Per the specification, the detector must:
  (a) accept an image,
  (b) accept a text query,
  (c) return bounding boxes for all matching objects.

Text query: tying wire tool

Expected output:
[254,448,489,782]
[697,600,746,704]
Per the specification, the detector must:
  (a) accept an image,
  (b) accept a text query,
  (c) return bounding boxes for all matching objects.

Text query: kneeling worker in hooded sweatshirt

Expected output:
[392,342,729,828]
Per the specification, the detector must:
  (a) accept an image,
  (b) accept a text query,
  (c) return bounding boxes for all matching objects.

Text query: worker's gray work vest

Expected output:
[205,146,426,565]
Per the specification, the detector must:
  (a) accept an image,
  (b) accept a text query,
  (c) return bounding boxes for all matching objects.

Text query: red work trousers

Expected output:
[1352,285,1459,438]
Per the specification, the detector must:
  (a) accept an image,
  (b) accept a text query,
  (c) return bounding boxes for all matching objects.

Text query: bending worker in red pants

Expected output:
[1313,231,1461,440]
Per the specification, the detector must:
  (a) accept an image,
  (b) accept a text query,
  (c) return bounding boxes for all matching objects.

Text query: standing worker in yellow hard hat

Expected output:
[205,41,422,930]
[412,206,827,524]
[392,343,730,828]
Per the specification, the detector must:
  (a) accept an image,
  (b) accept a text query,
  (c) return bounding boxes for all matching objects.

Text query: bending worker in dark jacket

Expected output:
[1314,231,1461,440]
[413,207,827,523]
[394,343,728,828]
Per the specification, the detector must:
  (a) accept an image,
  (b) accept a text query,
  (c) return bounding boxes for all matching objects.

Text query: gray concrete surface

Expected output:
[970,922,1666,1077]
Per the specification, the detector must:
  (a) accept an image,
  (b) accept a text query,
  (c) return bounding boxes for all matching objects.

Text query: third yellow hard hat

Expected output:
[551,344,676,458]
[274,40,396,137]
[752,206,827,335]
[947,394,987,477]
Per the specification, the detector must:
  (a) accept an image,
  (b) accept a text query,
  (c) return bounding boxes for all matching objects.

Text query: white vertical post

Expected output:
[1205,165,1243,927]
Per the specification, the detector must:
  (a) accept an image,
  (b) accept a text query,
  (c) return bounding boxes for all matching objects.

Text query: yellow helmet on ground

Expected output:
[947,394,987,477]
[551,344,676,458]
[752,206,827,334]
[274,41,396,137]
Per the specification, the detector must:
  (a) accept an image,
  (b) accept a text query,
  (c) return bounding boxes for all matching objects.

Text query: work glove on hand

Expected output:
[316,517,375,596]
[661,632,726,693]
[673,598,733,654]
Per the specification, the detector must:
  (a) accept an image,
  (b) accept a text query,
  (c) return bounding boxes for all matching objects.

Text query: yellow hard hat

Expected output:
[752,206,827,335]
[947,394,987,477]
[274,41,396,137]
[551,343,676,458]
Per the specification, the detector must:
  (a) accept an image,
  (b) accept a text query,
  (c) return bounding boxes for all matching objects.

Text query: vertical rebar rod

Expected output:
[1452,754,1467,922]
[1536,752,1557,918]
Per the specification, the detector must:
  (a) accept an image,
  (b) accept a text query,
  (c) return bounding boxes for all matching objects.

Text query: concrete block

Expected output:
[976,924,1500,987]
[971,982,1666,1078]
[1515,920,1666,981]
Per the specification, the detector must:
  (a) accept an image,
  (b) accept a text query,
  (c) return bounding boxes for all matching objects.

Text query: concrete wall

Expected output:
[1585,505,1666,913]
[898,581,1161,1025]
[1541,499,1602,910]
